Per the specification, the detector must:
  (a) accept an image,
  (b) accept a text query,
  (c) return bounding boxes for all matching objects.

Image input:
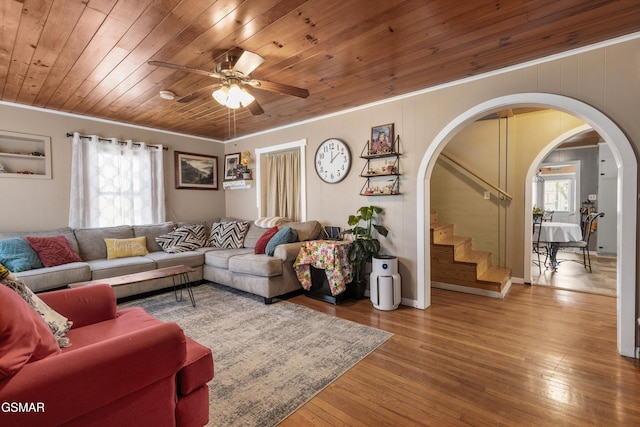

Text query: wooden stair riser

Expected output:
[454,240,473,259]
[431,244,491,277]
[431,257,507,292]
[479,267,512,287]
[431,261,479,283]
[467,251,491,276]
[431,243,461,263]
[430,212,511,295]
[430,224,455,242]
[431,271,504,292]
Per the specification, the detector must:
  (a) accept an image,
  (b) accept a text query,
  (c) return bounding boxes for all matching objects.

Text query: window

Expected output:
[69,133,165,228]
[543,178,572,212]
[533,162,578,215]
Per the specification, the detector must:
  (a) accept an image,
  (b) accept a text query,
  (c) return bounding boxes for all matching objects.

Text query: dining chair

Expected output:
[542,210,554,222]
[532,220,548,273]
[556,212,605,272]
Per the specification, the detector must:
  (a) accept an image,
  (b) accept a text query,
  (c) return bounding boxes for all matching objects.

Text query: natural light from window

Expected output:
[97,150,149,227]
[533,162,577,216]
[543,178,571,212]
[69,133,165,229]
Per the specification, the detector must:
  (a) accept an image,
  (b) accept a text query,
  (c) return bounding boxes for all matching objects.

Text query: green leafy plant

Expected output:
[342,205,389,283]
[532,206,544,224]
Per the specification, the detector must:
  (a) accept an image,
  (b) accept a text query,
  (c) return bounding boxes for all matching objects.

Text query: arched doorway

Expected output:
[524,124,595,284]
[416,93,637,357]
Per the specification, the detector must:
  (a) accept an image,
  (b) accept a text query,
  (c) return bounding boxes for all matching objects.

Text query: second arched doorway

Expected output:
[416,93,637,357]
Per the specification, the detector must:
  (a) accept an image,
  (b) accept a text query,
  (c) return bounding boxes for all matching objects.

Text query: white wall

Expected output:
[0,104,225,231]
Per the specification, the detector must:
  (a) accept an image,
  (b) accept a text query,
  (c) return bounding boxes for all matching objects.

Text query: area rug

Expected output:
[119,283,392,427]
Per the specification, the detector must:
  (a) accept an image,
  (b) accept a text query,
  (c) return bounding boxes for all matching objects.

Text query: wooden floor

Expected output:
[283,285,640,426]
[531,250,617,296]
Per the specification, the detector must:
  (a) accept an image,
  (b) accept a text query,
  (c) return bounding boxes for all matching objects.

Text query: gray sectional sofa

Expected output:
[0,218,323,303]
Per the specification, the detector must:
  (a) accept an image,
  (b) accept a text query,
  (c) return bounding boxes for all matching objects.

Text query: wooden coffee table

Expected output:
[69,265,197,307]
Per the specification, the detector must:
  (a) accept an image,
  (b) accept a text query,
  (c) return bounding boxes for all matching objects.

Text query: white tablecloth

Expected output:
[534,222,583,243]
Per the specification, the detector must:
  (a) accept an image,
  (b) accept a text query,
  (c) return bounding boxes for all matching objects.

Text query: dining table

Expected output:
[533,221,583,270]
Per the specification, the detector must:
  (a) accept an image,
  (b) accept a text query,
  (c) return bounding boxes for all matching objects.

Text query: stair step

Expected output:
[429,208,512,298]
[456,250,492,276]
[432,236,472,260]
[478,266,511,286]
[456,249,490,264]
[434,235,469,247]
[430,223,455,242]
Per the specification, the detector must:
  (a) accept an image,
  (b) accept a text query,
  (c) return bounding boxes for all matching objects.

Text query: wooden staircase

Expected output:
[430,210,512,298]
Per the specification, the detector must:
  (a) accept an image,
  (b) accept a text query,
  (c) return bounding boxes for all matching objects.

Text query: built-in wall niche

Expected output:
[0,130,52,179]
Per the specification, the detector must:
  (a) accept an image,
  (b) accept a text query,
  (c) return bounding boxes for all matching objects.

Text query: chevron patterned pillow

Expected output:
[184,224,208,247]
[155,224,206,253]
[209,221,250,249]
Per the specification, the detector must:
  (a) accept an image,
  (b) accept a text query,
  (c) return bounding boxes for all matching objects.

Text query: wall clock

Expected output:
[314,138,351,183]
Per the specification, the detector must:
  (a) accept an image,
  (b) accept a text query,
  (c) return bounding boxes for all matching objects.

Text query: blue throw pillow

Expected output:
[0,237,44,272]
[265,227,298,256]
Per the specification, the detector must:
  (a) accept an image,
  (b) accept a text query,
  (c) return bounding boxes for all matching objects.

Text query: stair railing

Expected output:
[439,153,513,201]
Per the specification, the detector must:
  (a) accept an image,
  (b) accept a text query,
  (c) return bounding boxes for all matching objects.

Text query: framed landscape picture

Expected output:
[174,151,218,190]
[224,152,241,180]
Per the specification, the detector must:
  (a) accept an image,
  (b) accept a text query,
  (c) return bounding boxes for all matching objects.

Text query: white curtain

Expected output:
[265,150,300,221]
[69,132,165,228]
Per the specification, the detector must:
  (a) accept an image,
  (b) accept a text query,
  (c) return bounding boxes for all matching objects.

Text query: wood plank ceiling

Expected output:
[1,0,639,141]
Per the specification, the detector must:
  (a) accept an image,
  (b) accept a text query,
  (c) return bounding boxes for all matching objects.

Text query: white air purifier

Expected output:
[370,255,401,310]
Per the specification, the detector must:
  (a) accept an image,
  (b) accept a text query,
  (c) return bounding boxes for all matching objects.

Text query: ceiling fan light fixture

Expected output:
[226,97,241,109]
[212,86,229,104]
[150,49,307,115]
[227,83,245,108]
[213,82,254,109]
[240,89,255,107]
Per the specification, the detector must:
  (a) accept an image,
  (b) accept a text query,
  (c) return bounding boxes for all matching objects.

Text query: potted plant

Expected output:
[241,151,252,179]
[342,205,389,299]
[533,206,544,223]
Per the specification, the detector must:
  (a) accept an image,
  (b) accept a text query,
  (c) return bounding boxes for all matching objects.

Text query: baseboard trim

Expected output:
[432,280,512,299]
[364,290,420,310]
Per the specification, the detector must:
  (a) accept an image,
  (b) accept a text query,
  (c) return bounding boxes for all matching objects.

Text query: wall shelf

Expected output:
[0,130,51,179]
[359,135,401,196]
[223,179,252,190]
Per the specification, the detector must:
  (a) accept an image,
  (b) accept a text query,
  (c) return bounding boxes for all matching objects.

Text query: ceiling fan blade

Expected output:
[233,50,265,76]
[176,84,219,103]
[148,61,222,79]
[247,98,264,115]
[252,79,309,98]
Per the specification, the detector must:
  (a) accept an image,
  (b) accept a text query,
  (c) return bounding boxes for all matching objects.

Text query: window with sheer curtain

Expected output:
[264,149,301,221]
[69,132,165,228]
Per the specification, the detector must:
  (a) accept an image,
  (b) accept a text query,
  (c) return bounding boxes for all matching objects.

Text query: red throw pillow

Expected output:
[0,284,61,379]
[25,235,83,267]
[254,226,280,254]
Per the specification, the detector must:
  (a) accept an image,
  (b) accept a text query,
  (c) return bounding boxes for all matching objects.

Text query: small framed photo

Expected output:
[370,123,395,155]
[224,153,241,180]
[174,151,218,190]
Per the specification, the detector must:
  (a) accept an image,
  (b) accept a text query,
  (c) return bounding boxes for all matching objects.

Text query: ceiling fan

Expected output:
[148,48,309,115]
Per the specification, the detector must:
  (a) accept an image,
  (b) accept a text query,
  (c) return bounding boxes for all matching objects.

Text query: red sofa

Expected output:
[0,284,213,427]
